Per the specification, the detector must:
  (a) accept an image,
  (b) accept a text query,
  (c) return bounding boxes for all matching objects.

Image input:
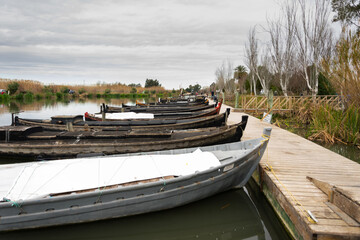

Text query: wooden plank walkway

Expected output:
[220,103,360,240]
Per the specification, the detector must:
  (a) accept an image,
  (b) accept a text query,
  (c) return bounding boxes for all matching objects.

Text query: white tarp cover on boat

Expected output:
[94,112,154,119]
[0,149,220,201]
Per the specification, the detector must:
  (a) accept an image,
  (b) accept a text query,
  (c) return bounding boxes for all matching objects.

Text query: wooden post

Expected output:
[235,92,239,108]
[102,111,106,121]
[66,122,74,132]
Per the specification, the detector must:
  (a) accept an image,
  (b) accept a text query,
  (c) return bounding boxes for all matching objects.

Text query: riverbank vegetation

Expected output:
[210,0,360,149]
[0,78,176,104]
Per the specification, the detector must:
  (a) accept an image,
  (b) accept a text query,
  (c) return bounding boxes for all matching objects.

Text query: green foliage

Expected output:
[15,93,24,100]
[24,92,34,102]
[0,93,10,103]
[151,90,156,95]
[130,87,137,93]
[7,82,19,95]
[78,88,86,94]
[145,79,161,88]
[61,87,70,94]
[318,72,337,95]
[43,85,54,93]
[331,0,360,32]
[96,93,101,98]
[128,83,141,87]
[185,84,201,93]
[35,94,43,100]
[56,92,63,100]
[104,89,111,94]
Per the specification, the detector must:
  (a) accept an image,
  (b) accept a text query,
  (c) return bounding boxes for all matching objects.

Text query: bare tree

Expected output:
[295,0,333,97]
[244,27,258,95]
[266,1,297,97]
[215,60,234,92]
[255,51,272,96]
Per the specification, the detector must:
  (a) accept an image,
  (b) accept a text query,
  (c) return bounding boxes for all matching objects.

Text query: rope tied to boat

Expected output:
[262,137,318,224]
[2,197,22,208]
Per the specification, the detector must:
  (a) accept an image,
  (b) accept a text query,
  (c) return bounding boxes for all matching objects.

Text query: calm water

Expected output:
[0,99,290,239]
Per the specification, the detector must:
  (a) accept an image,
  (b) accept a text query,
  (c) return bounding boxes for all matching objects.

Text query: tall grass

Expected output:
[299,103,360,145]
[0,78,166,96]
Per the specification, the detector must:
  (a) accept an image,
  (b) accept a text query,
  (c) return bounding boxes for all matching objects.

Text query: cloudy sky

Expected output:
[0,0,281,89]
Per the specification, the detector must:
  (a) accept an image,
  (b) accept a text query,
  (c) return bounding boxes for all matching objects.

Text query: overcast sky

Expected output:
[1,0,282,89]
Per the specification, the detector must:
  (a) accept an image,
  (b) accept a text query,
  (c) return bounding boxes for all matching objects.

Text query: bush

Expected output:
[61,87,70,94]
[15,93,24,100]
[35,94,43,100]
[24,92,34,101]
[130,87,137,93]
[45,92,53,99]
[56,92,63,100]
[104,89,111,94]
[8,82,19,95]
[78,88,86,94]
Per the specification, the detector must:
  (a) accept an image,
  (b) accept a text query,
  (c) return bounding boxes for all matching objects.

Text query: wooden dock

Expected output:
[221,103,360,240]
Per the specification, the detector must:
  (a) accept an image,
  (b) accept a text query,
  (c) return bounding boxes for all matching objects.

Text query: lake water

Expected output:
[0,99,290,239]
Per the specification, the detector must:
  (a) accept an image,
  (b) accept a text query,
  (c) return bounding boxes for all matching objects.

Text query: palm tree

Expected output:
[234,65,248,93]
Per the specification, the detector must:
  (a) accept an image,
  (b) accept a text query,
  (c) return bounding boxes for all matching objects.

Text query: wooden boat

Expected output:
[14,110,230,132]
[104,101,219,113]
[87,102,222,121]
[0,127,271,232]
[134,99,209,107]
[0,116,247,159]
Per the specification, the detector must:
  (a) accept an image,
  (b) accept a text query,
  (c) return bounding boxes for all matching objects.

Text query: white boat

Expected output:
[0,127,271,232]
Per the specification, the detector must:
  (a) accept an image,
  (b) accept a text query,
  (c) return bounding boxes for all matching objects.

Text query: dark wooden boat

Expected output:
[0,127,271,232]
[0,116,248,159]
[14,110,230,131]
[104,101,219,113]
[134,99,209,107]
[87,102,222,121]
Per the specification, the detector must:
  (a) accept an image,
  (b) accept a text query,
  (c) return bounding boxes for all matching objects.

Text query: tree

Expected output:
[215,60,234,92]
[244,27,259,95]
[295,0,333,98]
[266,1,297,97]
[332,0,360,31]
[322,28,360,107]
[185,84,201,93]
[145,79,161,88]
[7,82,19,95]
[234,65,248,93]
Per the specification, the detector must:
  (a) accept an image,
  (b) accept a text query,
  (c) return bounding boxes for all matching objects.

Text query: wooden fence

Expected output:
[231,95,342,113]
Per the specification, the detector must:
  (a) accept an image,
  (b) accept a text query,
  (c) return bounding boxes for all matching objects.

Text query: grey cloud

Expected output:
[0,0,279,88]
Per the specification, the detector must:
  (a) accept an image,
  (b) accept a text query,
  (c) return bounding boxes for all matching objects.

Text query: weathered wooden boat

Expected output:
[0,116,247,159]
[14,110,230,131]
[104,101,218,113]
[86,102,222,121]
[134,99,209,107]
[0,127,271,232]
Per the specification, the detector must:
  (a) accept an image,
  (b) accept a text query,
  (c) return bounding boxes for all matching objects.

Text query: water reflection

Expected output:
[0,188,280,240]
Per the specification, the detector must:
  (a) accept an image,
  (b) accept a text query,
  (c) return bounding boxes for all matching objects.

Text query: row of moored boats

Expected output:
[0,96,271,232]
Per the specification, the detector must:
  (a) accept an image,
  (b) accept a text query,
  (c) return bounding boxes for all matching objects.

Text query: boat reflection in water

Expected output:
[0,187,286,240]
